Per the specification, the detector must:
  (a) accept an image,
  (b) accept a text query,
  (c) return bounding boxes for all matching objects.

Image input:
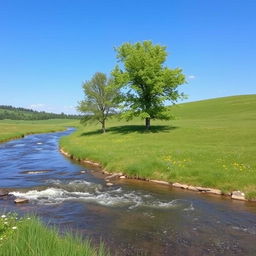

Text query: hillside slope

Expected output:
[171,94,256,120]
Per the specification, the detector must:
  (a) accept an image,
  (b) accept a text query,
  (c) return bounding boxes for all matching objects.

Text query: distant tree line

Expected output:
[0,105,81,120]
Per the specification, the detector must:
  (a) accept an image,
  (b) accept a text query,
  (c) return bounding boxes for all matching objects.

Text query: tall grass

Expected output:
[60,95,256,198]
[0,217,110,256]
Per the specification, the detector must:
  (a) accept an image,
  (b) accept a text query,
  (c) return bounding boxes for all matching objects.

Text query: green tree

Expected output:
[77,72,119,133]
[112,41,186,130]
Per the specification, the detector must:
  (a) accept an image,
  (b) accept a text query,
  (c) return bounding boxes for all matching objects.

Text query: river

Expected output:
[0,129,256,255]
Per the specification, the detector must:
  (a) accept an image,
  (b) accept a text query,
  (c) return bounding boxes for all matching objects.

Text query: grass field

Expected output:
[60,95,256,199]
[0,119,79,143]
[0,214,109,256]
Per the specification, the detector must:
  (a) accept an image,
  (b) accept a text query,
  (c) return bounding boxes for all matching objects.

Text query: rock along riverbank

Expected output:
[59,148,250,202]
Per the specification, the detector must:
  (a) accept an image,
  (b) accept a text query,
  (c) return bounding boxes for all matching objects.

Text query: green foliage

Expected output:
[60,95,256,199]
[0,214,110,256]
[0,105,81,120]
[112,41,186,128]
[0,213,19,243]
[78,72,119,133]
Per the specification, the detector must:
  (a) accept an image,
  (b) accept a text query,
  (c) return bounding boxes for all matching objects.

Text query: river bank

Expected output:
[59,148,250,202]
[0,119,78,143]
[0,214,109,256]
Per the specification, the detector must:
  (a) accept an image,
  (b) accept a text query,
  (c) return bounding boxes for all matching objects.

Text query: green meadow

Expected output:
[60,95,256,199]
[0,119,79,143]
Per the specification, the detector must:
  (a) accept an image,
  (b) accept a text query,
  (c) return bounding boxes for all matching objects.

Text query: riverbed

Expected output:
[0,129,256,255]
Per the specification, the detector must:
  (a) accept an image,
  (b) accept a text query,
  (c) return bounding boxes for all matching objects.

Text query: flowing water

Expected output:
[0,129,256,255]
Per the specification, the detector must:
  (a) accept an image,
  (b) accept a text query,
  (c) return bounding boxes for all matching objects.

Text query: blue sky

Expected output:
[0,0,255,114]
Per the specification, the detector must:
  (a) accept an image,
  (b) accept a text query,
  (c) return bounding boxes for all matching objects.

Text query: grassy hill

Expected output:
[60,95,256,199]
[171,94,256,120]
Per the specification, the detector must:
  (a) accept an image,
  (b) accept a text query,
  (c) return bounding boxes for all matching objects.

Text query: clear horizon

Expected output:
[1,0,255,114]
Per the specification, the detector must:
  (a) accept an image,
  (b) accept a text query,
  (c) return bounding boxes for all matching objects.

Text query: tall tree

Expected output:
[112,41,186,129]
[77,72,118,133]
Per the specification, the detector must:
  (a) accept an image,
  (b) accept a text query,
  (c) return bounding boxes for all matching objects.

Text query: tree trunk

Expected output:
[145,117,151,130]
[102,119,106,133]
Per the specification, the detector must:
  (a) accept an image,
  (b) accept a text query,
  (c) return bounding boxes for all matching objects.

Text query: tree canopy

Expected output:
[112,41,186,129]
[77,72,119,133]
